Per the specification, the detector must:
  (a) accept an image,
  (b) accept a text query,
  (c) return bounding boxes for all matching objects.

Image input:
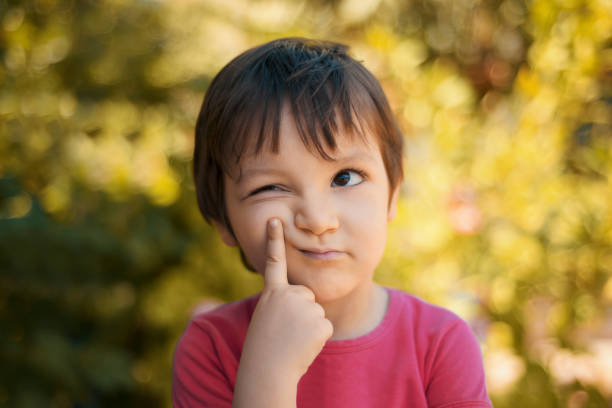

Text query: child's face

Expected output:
[215,108,398,303]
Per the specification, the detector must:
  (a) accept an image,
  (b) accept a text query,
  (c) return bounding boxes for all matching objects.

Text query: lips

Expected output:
[298,248,344,260]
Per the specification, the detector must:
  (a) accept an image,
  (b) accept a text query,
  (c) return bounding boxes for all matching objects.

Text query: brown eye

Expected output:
[332,170,363,187]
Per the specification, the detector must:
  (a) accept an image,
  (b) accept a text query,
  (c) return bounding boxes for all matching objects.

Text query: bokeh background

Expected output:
[1,0,611,406]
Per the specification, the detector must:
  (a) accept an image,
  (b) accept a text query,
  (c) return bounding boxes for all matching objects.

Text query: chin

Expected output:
[300,278,360,304]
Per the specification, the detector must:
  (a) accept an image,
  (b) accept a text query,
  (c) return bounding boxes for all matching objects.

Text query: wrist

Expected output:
[233,361,300,408]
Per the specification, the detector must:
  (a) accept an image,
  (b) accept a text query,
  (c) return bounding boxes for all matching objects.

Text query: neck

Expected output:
[319,283,388,341]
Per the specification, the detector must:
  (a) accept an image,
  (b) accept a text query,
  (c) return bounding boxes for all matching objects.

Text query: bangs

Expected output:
[213,39,378,177]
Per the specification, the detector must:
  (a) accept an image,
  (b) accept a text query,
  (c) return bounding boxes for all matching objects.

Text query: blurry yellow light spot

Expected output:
[523,87,558,124]
[170,129,194,160]
[90,55,121,85]
[365,24,397,52]
[146,13,248,87]
[491,276,516,313]
[31,36,71,69]
[515,66,540,97]
[489,224,534,264]
[576,247,596,282]
[547,301,569,333]
[5,46,26,72]
[487,321,515,349]
[530,38,569,73]
[425,24,455,53]
[391,40,427,74]
[339,0,381,24]
[107,165,131,200]
[431,257,461,281]
[603,278,612,303]
[403,98,432,128]
[142,267,208,327]
[246,1,301,31]
[574,293,596,322]
[411,213,451,252]
[27,131,52,156]
[3,193,32,219]
[513,237,542,277]
[432,76,473,108]
[59,93,76,118]
[547,202,583,246]
[2,8,24,31]
[484,348,525,393]
[573,35,597,72]
[148,172,179,206]
[41,180,70,214]
[548,249,573,275]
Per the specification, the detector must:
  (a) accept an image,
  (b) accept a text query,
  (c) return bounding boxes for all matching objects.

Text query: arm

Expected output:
[233,219,333,408]
[426,319,492,408]
[232,357,299,408]
[172,320,234,408]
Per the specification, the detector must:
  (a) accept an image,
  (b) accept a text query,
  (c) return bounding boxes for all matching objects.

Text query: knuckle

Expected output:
[314,303,325,317]
[322,319,334,337]
[291,285,312,297]
[266,254,282,264]
[301,286,315,298]
[264,285,284,297]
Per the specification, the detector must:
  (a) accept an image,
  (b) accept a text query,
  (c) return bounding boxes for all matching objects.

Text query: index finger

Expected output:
[264,218,288,289]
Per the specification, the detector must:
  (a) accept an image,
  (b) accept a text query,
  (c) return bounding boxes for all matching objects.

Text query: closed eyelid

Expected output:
[253,184,283,194]
[241,183,288,200]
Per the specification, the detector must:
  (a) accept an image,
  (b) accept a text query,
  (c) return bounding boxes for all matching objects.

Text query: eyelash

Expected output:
[247,168,367,197]
[248,184,284,196]
[334,168,367,187]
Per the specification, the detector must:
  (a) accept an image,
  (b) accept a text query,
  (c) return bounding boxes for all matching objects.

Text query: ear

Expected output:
[387,185,400,222]
[213,220,238,247]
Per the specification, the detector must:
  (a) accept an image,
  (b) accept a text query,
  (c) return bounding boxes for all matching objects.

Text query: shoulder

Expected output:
[172,294,261,407]
[189,294,260,334]
[176,293,260,352]
[389,288,468,338]
[387,288,491,407]
[389,288,480,359]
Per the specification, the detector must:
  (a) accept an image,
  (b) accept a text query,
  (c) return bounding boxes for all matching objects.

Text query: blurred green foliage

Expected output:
[1,0,611,407]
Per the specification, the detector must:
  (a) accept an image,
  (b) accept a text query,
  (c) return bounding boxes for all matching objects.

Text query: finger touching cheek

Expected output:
[233,202,293,274]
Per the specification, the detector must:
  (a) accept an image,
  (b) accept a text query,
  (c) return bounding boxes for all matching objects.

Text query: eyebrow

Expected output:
[334,151,378,165]
[235,151,379,184]
[236,168,286,184]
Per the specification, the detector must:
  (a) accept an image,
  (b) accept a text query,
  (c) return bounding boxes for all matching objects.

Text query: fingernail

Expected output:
[269,218,279,228]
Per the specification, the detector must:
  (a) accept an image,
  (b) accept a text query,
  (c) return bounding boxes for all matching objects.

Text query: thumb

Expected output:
[264,218,288,289]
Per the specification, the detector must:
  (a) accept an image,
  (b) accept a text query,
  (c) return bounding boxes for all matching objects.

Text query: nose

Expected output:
[294,190,339,236]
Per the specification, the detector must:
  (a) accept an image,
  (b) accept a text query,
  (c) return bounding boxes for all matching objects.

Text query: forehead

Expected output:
[230,107,381,180]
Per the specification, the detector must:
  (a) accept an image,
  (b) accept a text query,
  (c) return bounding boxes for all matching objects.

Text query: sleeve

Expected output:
[425,319,492,408]
[172,320,234,408]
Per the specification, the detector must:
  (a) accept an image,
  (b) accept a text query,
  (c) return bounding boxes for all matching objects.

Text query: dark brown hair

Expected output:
[193,37,403,240]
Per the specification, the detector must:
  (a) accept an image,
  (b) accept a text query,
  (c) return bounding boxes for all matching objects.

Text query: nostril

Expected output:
[294,208,339,236]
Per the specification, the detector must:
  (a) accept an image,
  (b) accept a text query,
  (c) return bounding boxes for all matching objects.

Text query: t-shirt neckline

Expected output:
[319,286,400,354]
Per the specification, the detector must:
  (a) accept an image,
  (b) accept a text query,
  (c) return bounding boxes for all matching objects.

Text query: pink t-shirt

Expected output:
[172,287,492,407]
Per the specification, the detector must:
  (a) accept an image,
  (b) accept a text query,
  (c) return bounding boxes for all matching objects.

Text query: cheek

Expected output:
[341,188,390,257]
[231,201,293,273]
[343,187,389,229]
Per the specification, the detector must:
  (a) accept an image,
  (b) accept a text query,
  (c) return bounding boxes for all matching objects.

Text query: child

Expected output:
[173,37,491,408]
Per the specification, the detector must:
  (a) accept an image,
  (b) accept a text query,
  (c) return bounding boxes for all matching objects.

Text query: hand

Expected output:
[233,218,333,407]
